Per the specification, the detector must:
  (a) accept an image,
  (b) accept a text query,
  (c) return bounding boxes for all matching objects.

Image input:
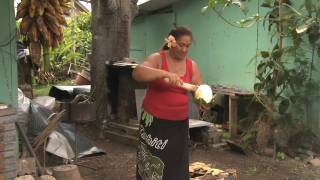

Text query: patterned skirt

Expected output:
[136,110,189,180]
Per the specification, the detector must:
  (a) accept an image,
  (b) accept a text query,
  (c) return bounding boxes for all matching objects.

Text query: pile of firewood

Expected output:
[189,162,237,180]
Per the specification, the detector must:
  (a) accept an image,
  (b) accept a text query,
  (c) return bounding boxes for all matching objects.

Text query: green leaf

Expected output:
[271,49,282,59]
[296,17,316,34]
[256,75,265,82]
[208,0,216,8]
[261,2,272,8]
[305,0,313,15]
[260,51,270,58]
[272,43,279,51]
[254,82,263,91]
[276,70,288,86]
[289,96,297,104]
[261,0,273,8]
[247,53,258,66]
[236,14,261,28]
[278,98,290,114]
[257,62,267,76]
[231,0,249,15]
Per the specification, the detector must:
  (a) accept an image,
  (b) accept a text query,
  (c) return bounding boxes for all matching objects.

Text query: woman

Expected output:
[133,26,203,180]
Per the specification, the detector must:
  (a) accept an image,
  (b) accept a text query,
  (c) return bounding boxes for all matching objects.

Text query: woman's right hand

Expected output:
[164,71,183,86]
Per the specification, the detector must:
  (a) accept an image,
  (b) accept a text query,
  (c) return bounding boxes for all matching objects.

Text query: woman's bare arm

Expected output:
[192,61,203,85]
[132,53,183,85]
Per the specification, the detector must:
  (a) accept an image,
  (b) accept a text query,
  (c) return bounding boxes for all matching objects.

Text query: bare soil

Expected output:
[77,124,320,180]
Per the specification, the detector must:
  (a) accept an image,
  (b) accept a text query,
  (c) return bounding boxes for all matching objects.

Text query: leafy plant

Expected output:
[205,0,320,151]
[254,0,320,116]
[50,12,92,80]
[252,0,320,150]
[203,0,259,28]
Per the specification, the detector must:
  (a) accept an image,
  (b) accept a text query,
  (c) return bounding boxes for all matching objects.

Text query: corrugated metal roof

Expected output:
[138,0,181,12]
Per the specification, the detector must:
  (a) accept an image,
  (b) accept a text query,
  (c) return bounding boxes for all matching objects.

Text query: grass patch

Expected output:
[33,79,74,97]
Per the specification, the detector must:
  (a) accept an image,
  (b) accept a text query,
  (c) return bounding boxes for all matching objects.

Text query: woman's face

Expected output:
[171,35,192,60]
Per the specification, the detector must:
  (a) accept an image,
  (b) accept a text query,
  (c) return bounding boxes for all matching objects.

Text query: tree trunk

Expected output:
[91,0,138,134]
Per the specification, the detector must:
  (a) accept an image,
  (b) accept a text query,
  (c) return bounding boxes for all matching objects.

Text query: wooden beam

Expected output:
[228,96,238,139]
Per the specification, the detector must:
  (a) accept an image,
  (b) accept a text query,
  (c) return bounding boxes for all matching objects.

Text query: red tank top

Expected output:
[142,50,193,120]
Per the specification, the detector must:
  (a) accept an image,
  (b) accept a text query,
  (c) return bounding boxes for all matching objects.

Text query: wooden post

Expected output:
[229,96,238,139]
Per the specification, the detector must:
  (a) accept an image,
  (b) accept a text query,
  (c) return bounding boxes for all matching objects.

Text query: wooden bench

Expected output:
[211,85,253,139]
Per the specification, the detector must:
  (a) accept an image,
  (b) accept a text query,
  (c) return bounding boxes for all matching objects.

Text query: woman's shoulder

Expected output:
[148,52,161,59]
[186,57,196,66]
[147,52,162,63]
[149,50,168,59]
[144,52,162,68]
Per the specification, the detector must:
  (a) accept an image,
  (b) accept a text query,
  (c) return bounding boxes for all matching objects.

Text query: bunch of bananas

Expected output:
[16,0,71,64]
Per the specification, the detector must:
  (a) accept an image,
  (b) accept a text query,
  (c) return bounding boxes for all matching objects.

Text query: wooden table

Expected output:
[211,85,253,139]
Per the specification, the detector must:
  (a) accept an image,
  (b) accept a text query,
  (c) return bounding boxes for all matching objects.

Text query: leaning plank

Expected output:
[32,110,65,150]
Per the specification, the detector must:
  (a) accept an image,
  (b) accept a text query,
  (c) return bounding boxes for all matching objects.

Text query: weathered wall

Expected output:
[0,0,18,107]
[0,1,19,179]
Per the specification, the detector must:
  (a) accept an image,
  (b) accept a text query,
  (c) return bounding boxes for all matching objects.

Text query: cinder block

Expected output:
[0,114,17,124]
[2,134,16,145]
[0,114,18,180]
[2,123,15,131]
[0,152,3,162]
[0,142,15,152]
[0,162,5,172]
[3,150,15,160]
[4,169,18,180]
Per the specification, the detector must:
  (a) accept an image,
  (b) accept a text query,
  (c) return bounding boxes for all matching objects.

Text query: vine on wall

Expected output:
[205,0,320,153]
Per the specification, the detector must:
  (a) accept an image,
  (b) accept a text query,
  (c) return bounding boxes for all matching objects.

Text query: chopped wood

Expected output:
[189,162,237,179]
[308,158,320,167]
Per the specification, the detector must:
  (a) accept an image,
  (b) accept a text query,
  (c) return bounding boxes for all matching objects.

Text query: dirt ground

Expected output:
[77,124,320,180]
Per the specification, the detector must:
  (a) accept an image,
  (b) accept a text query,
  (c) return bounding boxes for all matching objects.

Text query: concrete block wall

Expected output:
[0,114,18,180]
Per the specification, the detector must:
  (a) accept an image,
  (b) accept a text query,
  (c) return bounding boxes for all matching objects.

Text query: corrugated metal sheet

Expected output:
[139,0,181,12]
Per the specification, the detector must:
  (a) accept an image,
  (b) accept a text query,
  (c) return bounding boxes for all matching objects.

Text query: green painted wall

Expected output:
[130,0,320,133]
[173,0,261,90]
[131,0,272,91]
[0,0,18,107]
[131,13,174,63]
[130,17,146,62]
